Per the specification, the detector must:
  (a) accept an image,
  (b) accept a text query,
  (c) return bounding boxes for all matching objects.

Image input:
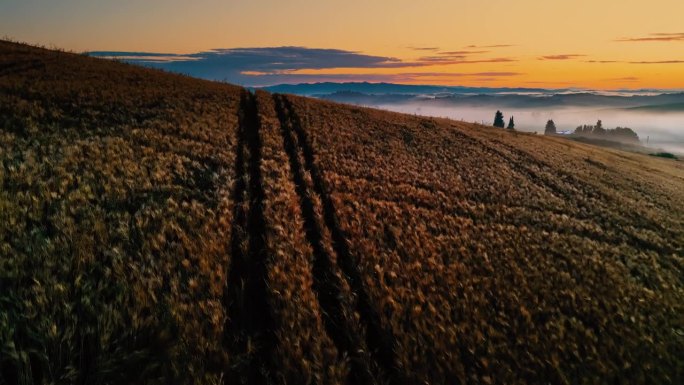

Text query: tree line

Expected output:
[492,112,640,144]
[544,119,639,143]
[493,110,515,130]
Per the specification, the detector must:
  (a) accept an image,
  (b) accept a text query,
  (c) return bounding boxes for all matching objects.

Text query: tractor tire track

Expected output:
[274,94,404,385]
[273,95,376,385]
[223,90,273,384]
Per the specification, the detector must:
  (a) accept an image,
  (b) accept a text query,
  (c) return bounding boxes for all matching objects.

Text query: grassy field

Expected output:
[1,41,683,385]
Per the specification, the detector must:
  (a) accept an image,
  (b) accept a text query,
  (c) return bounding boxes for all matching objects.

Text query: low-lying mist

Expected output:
[373,102,684,155]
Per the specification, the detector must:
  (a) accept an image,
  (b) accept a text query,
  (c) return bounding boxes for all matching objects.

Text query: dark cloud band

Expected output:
[539,54,586,60]
[89,46,516,86]
[616,32,684,42]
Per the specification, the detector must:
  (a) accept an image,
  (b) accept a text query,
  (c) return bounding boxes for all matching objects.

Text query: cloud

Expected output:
[463,71,521,77]
[414,50,493,64]
[91,47,412,84]
[408,46,439,51]
[627,60,684,64]
[444,57,517,64]
[585,60,619,63]
[90,46,516,86]
[416,54,467,63]
[607,77,639,81]
[243,71,523,85]
[238,73,404,84]
[587,59,684,64]
[440,50,489,55]
[539,54,586,60]
[373,71,523,78]
[88,51,200,62]
[616,32,684,42]
[466,44,515,48]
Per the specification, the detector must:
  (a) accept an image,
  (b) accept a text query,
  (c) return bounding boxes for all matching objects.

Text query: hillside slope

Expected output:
[1,41,683,385]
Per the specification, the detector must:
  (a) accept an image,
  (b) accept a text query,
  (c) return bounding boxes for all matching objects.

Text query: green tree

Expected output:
[612,127,639,142]
[507,116,515,130]
[493,110,505,128]
[544,119,557,135]
[593,119,605,135]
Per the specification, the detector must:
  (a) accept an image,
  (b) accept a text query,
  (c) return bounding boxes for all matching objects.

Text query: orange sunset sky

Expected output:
[2,0,684,88]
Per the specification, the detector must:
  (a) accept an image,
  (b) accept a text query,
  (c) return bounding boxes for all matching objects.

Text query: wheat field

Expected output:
[1,40,683,385]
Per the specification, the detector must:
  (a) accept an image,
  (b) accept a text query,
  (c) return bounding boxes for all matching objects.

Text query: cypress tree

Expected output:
[493,110,505,128]
[544,120,557,135]
[507,116,515,130]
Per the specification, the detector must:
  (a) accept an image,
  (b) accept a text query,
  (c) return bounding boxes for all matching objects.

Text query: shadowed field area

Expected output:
[1,41,683,385]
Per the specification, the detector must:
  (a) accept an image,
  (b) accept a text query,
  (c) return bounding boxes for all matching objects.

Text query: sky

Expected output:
[2,0,684,88]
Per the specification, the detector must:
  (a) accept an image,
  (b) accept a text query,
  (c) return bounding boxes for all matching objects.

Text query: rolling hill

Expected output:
[1,40,683,385]
[626,103,684,112]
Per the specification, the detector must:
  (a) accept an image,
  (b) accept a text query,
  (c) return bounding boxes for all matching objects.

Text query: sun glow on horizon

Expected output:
[2,0,684,88]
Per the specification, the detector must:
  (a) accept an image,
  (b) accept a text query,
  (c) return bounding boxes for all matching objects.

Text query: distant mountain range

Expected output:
[263,82,556,96]
[262,82,684,111]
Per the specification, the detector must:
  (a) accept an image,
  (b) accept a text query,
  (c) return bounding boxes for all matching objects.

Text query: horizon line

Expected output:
[257,81,684,92]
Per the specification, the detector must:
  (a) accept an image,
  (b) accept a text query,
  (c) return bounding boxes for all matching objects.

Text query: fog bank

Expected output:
[373,102,684,155]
